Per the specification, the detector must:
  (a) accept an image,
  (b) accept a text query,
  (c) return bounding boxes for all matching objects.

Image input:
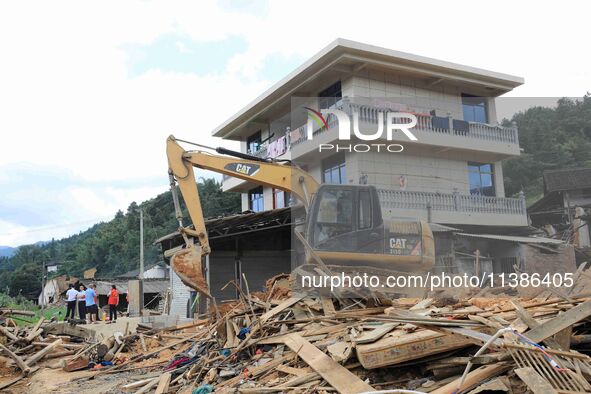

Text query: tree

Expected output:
[1,177,241,293]
[503,95,591,200]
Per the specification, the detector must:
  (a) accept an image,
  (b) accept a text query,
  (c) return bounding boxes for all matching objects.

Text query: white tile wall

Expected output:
[349,71,487,122]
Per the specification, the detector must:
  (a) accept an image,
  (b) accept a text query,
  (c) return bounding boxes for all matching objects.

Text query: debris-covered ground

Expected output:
[2,272,591,393]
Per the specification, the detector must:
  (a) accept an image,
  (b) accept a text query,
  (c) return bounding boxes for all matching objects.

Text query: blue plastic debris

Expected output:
[237,327,250,340]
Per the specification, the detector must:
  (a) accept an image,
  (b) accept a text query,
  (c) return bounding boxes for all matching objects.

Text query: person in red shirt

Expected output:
[107,285,119,323]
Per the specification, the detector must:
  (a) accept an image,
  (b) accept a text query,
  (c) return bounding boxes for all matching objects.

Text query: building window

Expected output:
[322,153,346,184]
[247,130,262,154]
[462,94,488,123]
[273,189,290,209]
[319,81,342,110]
[468,162,495,196]
[359,189,372,229]
[248,186,264,212]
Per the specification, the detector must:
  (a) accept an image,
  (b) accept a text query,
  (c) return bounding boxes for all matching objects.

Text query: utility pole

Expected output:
[139,208,144,280]
[41,261,46,310]
[139,208,145,314]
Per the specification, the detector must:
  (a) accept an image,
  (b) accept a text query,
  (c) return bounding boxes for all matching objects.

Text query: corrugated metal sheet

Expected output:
[456,233,563,245]
[169,269,192,318]
[93,279,169,295]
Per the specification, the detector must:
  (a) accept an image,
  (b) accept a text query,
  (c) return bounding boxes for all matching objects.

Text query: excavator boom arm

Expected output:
[166,135,319,296]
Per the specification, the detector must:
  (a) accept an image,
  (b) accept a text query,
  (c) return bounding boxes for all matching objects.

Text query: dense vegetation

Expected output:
[503,95,591,203]
[0,179,240,298]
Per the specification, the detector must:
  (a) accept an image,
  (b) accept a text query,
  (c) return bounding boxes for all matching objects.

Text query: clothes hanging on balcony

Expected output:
[267,136,287,159]
[453,119,469,135]
[431,116,450,130]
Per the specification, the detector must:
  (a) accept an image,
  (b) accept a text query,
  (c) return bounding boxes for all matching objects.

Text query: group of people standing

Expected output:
[64,283,119,324]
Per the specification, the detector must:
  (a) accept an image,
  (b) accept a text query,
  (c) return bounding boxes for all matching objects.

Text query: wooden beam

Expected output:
[525,299,591,343]
[0,343,30,374]
[26,339,62,366]
[259,296,303,324]
[0,325,19,342]
[282,333,374,394]
[511,300,563,349]
[430,364,510,394]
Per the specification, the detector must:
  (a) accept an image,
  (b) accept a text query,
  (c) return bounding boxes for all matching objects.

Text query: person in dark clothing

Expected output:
[107,285,119,323]
[65,284,78,320]
[77,284,86,321]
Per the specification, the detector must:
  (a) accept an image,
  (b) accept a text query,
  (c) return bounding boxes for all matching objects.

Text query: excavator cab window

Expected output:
[313,189,353,246]
[307,185,383,253]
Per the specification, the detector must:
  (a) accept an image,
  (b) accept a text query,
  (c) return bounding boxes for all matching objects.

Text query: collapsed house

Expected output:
[530,167,591,263]
[37,275,78,306]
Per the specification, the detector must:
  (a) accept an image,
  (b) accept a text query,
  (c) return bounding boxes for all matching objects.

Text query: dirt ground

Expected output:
[1,366,165,394]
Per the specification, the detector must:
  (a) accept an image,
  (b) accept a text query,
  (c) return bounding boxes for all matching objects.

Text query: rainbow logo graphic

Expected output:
[304,107,329,130]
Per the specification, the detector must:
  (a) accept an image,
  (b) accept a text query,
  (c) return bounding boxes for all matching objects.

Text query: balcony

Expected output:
[290,99,520,157]
[377,188,528,226]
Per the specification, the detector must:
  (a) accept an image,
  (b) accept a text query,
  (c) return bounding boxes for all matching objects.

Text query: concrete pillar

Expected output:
[127,280,143,317]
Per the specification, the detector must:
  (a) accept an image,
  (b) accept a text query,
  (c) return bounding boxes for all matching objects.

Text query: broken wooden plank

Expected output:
[276,372,320,388]
[439,326,503,349]
[430,363,510,394]
[0,343,30,374]
[553,312,572,350]
[525,299,591,343]
[26,339,62,366]
[353,323,397,344]
[24,328,43,343]
[135,378,159,394]
[276,364,309,377]
[0,325,19,342]
[121,377,158,392]
[155,372,171,394]
[514,367,558,394]
[511,300,564,349]
[320,296,336,316]
[282,333,374,394]
[259,296,304,324]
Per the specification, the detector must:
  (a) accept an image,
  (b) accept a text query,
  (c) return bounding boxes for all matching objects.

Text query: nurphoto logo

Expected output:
[304,106,419,153]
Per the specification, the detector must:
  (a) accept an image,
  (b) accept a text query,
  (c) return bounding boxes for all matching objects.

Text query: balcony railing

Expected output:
[377,189,526,216]
[290,99,519,146]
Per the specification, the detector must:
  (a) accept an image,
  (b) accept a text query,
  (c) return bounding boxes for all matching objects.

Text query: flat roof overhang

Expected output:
[212,38,524,140]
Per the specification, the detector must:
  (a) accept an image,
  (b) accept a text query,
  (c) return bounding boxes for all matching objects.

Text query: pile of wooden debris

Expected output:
[156,288,591,394]
[4,279,591,393]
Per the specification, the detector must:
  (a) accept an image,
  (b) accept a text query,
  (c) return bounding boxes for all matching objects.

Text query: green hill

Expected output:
[503,95,591,204]
[0,178,240,298]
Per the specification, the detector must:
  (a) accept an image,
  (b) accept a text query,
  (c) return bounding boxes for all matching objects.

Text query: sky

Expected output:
[0,0,589,247]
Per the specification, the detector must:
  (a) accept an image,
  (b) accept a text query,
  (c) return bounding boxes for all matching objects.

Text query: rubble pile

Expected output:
[3,277,591,393]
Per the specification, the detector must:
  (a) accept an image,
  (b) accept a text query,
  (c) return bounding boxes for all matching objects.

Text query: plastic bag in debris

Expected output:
[192,384,214,394]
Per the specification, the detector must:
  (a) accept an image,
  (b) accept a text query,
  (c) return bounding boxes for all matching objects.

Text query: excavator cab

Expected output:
[304,184,434,274]
[306,184,384,255]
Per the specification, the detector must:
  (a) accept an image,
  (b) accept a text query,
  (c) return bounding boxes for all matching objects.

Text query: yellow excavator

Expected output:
[166,135,434,297]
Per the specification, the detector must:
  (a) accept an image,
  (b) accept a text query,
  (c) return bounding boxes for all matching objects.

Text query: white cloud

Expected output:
[0,0,589,246]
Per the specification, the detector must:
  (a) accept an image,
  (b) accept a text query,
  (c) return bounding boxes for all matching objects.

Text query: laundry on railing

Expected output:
[267,136,287,159]
[431,116,450,130]
[453,119,469,135]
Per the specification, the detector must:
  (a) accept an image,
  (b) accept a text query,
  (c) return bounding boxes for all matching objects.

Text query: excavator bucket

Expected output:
[170,243,211,298]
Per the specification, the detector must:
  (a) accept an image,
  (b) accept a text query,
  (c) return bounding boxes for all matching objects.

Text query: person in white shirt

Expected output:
[65,284,78,320]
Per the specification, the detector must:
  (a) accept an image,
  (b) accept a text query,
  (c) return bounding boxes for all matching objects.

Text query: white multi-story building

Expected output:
[213,39,526,228]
